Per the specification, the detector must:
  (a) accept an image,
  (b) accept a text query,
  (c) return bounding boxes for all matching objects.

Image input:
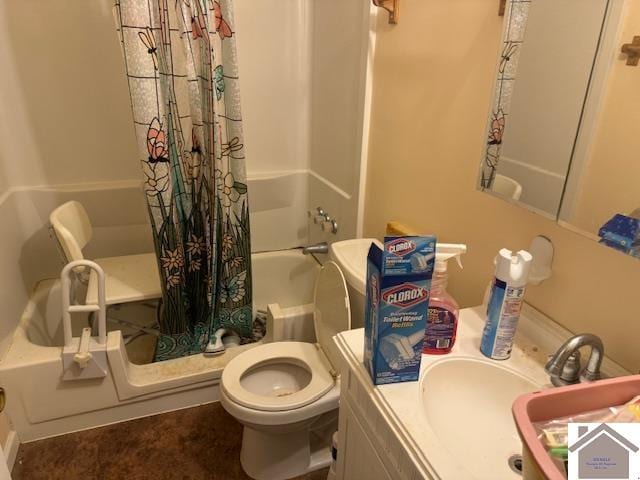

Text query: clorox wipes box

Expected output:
[364,236,436,385]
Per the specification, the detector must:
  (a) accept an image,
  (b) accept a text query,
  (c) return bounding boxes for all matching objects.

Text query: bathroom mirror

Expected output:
[478,0,640,255]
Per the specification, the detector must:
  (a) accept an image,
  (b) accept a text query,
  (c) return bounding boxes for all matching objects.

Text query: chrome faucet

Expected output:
[302,242,329,266]
[302,242,329,255]
[308,207,339,234]
[545,333,604,386]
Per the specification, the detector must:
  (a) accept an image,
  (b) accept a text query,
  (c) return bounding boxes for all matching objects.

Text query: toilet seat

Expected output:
[221,261,351,414]
[221,341,335,412]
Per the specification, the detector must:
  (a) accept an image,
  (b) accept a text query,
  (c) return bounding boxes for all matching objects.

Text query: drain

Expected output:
[508,454,523,475]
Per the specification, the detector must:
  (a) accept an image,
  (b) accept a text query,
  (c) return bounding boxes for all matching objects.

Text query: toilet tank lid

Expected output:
[329,238,382,296]
[314,261,351,371]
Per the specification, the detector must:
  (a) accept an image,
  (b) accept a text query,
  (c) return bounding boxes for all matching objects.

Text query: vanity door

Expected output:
[339,402,394,480]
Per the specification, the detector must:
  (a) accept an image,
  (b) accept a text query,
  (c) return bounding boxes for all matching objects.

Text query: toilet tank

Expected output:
[329,239,382,329]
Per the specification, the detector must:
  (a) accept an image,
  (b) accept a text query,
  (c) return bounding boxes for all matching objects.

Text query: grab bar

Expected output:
[61,260,106,346]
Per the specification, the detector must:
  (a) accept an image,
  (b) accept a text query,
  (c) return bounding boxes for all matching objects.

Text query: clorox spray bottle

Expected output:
[423,244,467,355]
[480,249,533,360]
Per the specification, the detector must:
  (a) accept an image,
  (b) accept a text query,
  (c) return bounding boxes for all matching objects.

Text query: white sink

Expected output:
[421,357,540,479]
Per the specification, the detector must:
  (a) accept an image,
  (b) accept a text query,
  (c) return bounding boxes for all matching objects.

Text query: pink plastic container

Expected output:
[512,375,640,479]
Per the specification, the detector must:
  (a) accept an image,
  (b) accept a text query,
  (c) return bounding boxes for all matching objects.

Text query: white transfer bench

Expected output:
[49,200,162,337]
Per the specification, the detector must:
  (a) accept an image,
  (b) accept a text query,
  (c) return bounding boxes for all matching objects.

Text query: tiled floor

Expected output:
[12,403,329,480]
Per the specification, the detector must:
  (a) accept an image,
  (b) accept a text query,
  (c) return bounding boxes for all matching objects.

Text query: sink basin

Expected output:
[421,357,540,479]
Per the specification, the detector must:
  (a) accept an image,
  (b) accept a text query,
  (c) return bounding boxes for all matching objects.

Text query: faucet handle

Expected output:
[560,351,581,385]
[546,351,581,386]
[307,207,338,233]
[308,207,326,224]
[321,216,339,234]
[581,359,603,382]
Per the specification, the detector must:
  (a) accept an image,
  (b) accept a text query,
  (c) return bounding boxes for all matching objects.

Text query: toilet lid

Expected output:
[313,261,351,371]
[221,342,335,411]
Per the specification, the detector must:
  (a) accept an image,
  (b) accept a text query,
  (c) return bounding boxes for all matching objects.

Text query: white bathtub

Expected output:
[0,249,319,441]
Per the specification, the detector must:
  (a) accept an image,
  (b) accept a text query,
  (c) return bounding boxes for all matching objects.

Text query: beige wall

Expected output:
[0,159,7,197]
[364,0,640,371]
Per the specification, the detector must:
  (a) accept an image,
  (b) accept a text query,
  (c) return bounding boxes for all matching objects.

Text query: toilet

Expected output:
[329,238,382,329]
[220,261,353,480]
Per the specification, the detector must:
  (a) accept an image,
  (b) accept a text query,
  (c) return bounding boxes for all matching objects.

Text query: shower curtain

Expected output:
[114,0,252,361]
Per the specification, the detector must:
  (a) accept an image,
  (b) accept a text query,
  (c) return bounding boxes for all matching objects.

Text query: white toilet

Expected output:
[329,238,382,329]
[220,261,352,480]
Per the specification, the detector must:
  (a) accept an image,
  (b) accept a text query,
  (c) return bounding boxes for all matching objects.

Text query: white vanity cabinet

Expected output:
[334,332,432,480]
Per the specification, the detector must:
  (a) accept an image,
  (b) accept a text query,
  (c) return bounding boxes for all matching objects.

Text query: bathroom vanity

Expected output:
[333,305,627,480]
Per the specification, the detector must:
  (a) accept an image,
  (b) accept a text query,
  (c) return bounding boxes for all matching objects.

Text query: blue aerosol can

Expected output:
[480,249,532,360]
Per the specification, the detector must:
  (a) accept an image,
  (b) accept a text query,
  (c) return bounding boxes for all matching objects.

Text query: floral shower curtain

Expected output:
[480,0,531,189]
[114,0,252,361]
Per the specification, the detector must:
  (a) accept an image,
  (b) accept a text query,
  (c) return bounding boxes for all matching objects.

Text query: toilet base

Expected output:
[239,414,336,480]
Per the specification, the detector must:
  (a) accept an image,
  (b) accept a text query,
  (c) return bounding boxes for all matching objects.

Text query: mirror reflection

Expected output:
[479,0,640,257]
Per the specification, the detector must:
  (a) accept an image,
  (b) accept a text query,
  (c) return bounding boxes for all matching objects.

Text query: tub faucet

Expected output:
[302,242,329,255]
[545,333,604,386]
[302,242,329,266]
